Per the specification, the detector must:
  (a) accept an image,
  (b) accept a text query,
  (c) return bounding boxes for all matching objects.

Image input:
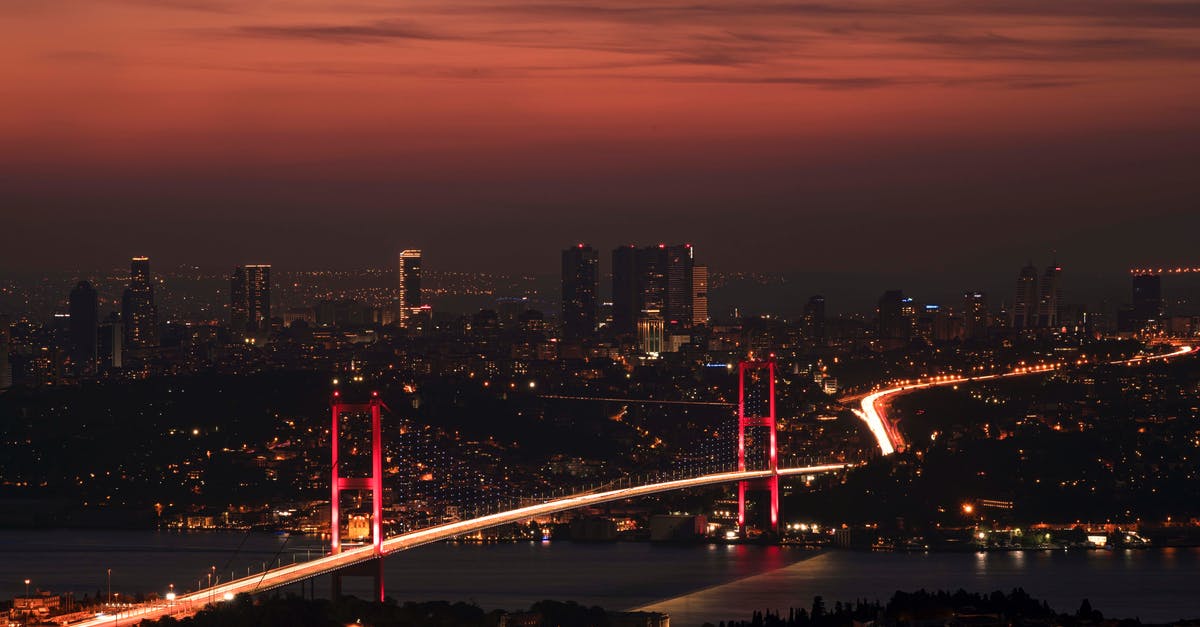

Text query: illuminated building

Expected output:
[1013,262,1039,330]
[640,244,669,316]
[396,250,422,328]
[803,295,825,342]
[692,264,709,327]
[1038,263,1062,327]
[665,244,694,330]
[68,280,98,372]
[963,291,989,339]
[121,256,158,349]
[612,243,698,334]
[230,264,271,337]
[561,244,599,338]
[638,310,665,355]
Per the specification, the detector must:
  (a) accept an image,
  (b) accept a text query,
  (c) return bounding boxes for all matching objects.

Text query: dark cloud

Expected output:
[231,20,450,44]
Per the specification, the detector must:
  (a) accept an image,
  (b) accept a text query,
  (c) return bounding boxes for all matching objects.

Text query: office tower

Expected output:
[611,245,639,335]
[0,314,10,389]
[963,291,988,339]
[1131,273,1164,322]
[692,264,709,327]
[99,313,123,369]
[561,244,599,339]
[121,256,158,349]
[1013,262,1039,330]
[664,244,695,329]
[803,295,826,341]
[68,280,99,371]
[639,244,669,315]
[230,264,271,336]
[877,290,910,340]
[1038,263,1062,328]
[396,250,422,328]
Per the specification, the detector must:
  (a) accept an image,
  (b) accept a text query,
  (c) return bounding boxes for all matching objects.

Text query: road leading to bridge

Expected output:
[853,344,1195,456]
[69,463,851,627]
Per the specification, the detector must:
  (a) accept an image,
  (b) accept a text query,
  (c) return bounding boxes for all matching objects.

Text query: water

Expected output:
[2,531,1198,625]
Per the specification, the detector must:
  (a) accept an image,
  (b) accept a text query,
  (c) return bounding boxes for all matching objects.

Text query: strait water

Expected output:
[2,530,1199,625]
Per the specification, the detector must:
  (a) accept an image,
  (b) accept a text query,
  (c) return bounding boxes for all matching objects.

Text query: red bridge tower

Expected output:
[330,389,385,601]
[737,357,779,535]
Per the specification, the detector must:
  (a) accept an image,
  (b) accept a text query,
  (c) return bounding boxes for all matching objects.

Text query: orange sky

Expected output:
[2,0,1199,273]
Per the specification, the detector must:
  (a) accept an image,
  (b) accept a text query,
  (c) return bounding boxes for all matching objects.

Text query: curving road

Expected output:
[852,344,1195,456]
[69,463,851,626]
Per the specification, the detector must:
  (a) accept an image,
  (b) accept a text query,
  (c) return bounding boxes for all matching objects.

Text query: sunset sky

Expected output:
[3,0,1199,281]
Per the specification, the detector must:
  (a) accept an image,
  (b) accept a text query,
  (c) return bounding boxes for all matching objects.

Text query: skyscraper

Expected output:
[611,244,639,335]
[1131,273,1164,322]
[963,291,988,339]
[1038,264,1062,328]
[665,244,695,329]
[231,264,271,336]
[877,290,911,340]
[561,244,599,339]
[1013,263,1039,330]
[121,256,158,349]
[397,250,422,328]
[692,264,709,328]
[639,244,669,316]
[69,280,99,372]
[803,295,826,342]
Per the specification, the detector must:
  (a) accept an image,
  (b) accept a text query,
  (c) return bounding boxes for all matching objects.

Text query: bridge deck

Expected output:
[70,463,850,627]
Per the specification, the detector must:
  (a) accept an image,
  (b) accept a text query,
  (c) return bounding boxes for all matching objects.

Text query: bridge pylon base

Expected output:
[737,474,779,536]
[331,557,385,603]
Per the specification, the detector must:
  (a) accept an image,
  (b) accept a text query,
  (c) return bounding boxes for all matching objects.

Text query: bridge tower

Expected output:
[737,357,779,535]
[330,389,385,601]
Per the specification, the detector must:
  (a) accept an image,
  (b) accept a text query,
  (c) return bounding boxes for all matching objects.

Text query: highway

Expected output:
[852,344,1195,456]
[69,463,850,626]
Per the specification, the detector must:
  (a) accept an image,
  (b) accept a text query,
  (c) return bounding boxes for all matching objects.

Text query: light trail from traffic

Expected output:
[852,344,1194,456]
[68,463,850,627]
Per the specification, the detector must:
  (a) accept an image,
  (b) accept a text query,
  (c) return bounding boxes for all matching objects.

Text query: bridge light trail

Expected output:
[67,463,849,627]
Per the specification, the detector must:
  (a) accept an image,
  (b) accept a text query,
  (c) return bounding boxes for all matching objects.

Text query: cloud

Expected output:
[230,19,450,44]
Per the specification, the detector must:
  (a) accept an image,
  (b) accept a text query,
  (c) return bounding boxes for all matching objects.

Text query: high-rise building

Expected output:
[692,264,709,327]
[611,243,699,333]
[664,244,695,329]
[1132,273,1164,322]
[611,245,639,335]
[1038,264,1062,328]
[397,250,422,328]
[230,264,271,336]
[803,295,825,342]
[561,244,600,338]
[68,280,99,371]
[639,244,669,316]
[877,290,910,340]
[0,314,11,390]
[121,256,158,349]
[963,291,988,339]
[99,313,123,370]
[1013,263,1039,330]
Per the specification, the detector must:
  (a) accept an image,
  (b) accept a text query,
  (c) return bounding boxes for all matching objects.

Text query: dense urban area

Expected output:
[3,249,1200,626]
